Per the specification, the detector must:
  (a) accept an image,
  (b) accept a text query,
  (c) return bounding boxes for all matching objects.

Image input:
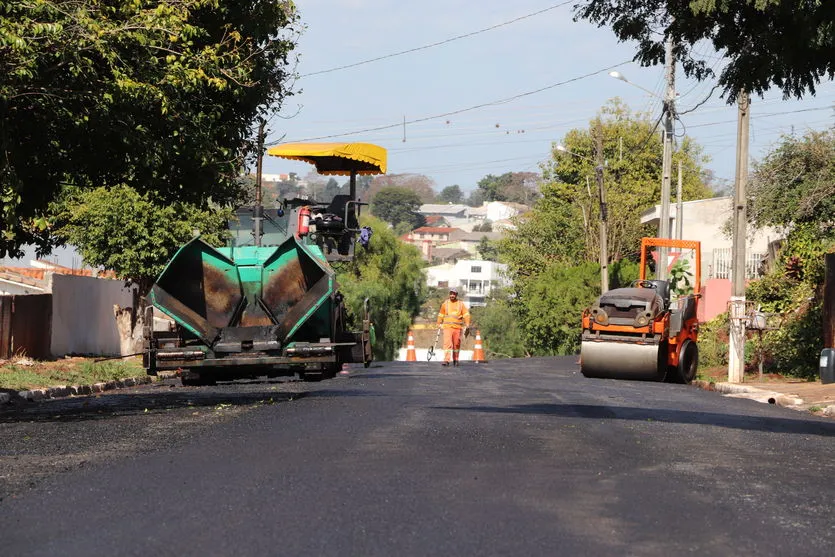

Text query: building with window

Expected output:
[425,259,509,307]
[641,195,785,320]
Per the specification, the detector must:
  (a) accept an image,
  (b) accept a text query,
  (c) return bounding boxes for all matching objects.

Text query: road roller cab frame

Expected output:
[143,142,385,385]
[581,237,701,383]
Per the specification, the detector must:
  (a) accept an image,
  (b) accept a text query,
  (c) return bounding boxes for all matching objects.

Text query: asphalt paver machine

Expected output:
[143,142,385,385]
[580,237,702,383]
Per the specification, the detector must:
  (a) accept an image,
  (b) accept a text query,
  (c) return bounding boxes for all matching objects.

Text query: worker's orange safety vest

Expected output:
[437,299,471,330]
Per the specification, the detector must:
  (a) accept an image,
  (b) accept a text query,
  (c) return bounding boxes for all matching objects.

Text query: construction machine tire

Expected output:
[671,340,698,384]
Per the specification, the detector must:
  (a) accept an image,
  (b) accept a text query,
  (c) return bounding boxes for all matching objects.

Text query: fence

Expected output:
[0,294,52,360]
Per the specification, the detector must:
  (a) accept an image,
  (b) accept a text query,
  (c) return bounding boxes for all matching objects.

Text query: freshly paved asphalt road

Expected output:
[2,356,834,556]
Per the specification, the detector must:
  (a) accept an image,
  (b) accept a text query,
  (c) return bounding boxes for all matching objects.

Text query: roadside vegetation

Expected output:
[0,357,144,391]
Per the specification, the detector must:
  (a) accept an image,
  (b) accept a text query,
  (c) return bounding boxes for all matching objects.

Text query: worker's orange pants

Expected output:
[443,328,462,363]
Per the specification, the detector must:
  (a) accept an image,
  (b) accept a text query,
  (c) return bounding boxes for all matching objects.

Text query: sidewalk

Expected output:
[694,378,835,417]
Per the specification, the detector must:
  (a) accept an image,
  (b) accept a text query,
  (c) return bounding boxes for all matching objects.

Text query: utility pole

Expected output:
[728,91,750,383]
[595,123,609,293]
[676,160,683,240]
[658,35,675,279]
[254,119,265,247]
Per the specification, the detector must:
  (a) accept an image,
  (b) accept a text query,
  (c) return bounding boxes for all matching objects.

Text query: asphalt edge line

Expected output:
[0,371,180,405]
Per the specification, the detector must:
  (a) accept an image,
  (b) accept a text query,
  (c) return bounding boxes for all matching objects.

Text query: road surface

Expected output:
[2,357,834,556]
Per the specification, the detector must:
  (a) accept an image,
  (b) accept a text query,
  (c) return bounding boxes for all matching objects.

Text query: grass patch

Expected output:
[0,357,145,391]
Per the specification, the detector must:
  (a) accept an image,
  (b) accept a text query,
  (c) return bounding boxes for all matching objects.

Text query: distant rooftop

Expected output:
[419,203,469,215]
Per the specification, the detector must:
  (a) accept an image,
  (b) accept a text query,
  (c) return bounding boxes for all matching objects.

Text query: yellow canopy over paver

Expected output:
[267,142,387,175]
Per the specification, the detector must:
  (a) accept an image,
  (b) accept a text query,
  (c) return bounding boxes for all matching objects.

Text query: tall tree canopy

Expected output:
[496,100,712,356]
[748,129,835,230]
[370,187,426,231]
[437,185,464,204]
[1,0,300,256]
[475,172,541,205]
[334,215,426,361]
[366,173,436,204]
[503,99,712,282]
[574,0,835,102]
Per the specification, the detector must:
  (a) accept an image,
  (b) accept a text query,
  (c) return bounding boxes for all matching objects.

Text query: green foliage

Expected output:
[52,185,232,294]
[334,215,427,361]
[668,259,694,296]
[757,298,823,379]
[541,100,712,265]
[472,222,493,232]
[749,130,835,229]
[370,187,426,230]
[574,1,835,103]
[1,0,300,257]
[0,358,144,391]
[437,185,463,204]
[609,258,640,289]
[476,172,540,204]
[497,182,587,284]
[419,287,449,321]
[470,290,527,358]
[696,313,729,370]
[513,261,601,355]
[465,189,484,207]
[476,237,500,262]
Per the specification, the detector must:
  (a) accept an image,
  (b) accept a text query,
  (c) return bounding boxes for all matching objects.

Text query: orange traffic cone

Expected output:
[406,330,417,362]
[472,329,487,363]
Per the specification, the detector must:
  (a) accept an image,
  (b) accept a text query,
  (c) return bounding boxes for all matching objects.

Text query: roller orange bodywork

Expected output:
[580,237,701,383]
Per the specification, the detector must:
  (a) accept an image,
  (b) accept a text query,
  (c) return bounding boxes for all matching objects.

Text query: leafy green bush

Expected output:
[514,261,600,355]
[471,290,528,358]
[697,313,729,369]
[335,215,427,361]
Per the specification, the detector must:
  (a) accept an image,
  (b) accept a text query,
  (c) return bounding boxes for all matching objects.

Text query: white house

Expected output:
[425,259,509,307]
[641,196,784,281]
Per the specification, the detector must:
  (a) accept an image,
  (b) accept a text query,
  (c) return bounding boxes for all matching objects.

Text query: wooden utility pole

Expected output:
[595,123,608,293]
[728,91,750,383]
[254,119,266,247]
[658,35,675,279]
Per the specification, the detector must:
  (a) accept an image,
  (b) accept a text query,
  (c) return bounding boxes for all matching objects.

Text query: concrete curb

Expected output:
[693,379,835,416]
[0,371,179,405]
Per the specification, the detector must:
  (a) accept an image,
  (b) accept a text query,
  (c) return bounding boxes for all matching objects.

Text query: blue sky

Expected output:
[262,0,835,192]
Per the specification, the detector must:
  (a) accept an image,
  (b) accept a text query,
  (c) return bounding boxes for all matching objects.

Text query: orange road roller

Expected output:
[581,237,701,383]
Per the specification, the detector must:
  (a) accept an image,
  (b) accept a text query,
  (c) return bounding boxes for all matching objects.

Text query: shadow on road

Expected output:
[435,403,835,437]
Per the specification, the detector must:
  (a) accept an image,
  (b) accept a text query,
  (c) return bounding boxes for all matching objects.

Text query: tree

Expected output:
[517,261,601,355]
[476,237,500,262]
[574,1,835,103]
[334,215,427,360]
[476,172,541,204]
[537,99,712,266]
[465,188,485,207]
[470,290,528,358]
[52,185,232,296]
[370,187,426,230]
[472,222,493,232]
[1,0,300,257]
[367,173,436,204]
[437,185,464,204]
[749,130,835,230]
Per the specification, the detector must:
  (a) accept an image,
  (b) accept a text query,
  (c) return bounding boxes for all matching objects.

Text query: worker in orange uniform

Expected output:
[436,288,471,367]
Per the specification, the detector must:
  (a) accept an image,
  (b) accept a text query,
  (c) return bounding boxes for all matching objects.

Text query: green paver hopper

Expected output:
[143,143,385,385]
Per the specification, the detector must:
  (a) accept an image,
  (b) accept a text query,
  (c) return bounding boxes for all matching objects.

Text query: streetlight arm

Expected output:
[609,71,662,99]
[556,144,594,163]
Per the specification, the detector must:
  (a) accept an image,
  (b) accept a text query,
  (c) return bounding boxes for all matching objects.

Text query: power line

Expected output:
[300,1,574,78]
[267,60,633,146]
